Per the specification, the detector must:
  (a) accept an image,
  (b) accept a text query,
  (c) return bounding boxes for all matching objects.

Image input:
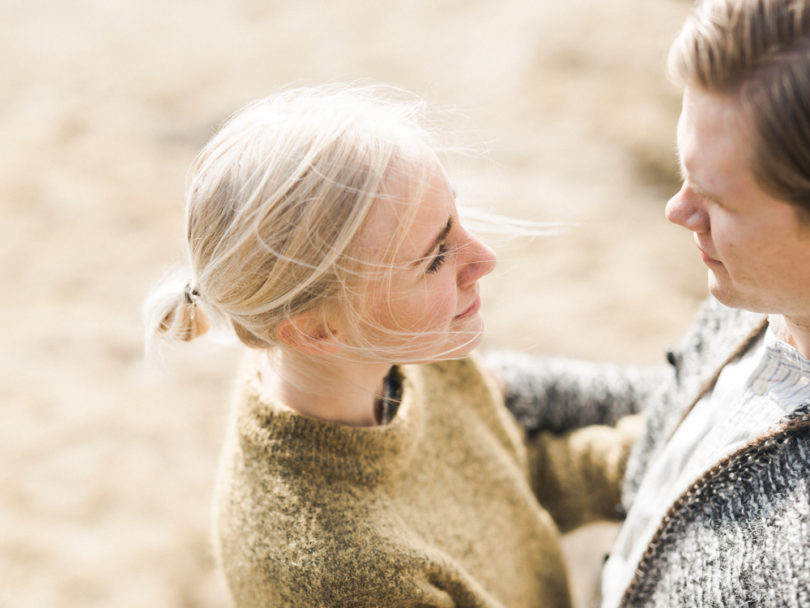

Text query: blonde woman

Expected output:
[144,85,637,608]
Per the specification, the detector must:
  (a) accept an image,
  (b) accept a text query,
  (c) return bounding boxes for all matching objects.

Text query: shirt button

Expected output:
[752,378,768,395]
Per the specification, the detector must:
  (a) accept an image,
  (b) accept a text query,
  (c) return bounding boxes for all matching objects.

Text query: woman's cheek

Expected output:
[427,283,458,328]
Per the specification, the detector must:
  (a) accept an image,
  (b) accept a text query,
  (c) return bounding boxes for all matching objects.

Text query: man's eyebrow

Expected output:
[416,217,452,264]
[677,155,719,201]
[682,167,718,201]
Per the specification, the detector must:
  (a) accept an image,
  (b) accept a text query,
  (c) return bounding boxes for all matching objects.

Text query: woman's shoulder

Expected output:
[412,352,494,391]
[217,499,437,607]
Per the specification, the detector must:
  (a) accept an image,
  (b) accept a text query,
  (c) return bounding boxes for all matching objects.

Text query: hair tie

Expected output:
[184,283,200,305]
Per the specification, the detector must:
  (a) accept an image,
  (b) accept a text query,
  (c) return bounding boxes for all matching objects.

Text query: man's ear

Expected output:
[276,311,342,355]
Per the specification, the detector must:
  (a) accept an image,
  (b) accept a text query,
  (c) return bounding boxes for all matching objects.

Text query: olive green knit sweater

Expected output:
[214,353,638,607]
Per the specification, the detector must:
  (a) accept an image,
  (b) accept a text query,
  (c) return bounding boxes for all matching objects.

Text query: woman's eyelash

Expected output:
[426,243,448,274]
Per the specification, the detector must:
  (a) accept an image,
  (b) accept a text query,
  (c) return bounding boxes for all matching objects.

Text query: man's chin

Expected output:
[708,275,740,309]
[709,278,767,314]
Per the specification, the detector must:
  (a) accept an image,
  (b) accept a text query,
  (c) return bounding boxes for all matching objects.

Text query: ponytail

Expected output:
[143,271,211,357]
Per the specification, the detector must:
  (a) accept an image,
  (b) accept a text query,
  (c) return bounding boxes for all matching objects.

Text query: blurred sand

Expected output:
[0,0,704,606]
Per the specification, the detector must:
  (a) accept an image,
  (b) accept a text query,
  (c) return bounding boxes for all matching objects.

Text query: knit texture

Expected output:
[494,298,810,606]
[619,301,810,607]
[621,405,810,607]
[213,353,638,607]
[484,352,670,437]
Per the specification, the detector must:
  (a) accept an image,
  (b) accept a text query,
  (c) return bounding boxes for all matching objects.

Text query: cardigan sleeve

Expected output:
[525,414,643,533]
[484,349,673,436]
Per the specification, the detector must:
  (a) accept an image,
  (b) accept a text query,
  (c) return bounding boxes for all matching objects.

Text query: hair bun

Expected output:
[159,286,211,342]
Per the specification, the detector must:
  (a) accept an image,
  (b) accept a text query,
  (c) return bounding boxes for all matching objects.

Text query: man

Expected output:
[492,0,810,605]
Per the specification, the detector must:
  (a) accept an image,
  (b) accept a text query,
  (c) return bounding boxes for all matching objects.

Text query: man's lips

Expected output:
[697,246,722,266]
[694,235,722,266]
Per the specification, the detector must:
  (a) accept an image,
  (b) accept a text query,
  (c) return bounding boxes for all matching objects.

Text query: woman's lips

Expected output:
[455,295,481,320]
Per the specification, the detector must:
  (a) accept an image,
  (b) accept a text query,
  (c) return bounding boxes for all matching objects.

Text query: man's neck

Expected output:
[774,314,810,360]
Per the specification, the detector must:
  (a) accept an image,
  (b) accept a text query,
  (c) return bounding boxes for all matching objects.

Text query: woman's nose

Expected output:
[459,234,496,286]
[665,184,709,232]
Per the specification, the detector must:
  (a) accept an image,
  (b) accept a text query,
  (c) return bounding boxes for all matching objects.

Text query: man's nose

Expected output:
[665,185,709,232]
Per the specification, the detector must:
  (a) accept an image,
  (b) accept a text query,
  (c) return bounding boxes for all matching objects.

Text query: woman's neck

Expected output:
[259,348,392,427]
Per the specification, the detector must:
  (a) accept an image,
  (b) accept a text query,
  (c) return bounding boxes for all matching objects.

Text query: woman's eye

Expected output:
[426,243,448,274]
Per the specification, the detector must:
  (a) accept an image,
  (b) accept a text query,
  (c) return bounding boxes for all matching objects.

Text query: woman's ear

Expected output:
[276,311,342,355]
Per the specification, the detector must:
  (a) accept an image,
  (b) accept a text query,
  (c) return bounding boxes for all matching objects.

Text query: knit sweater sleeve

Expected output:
[484,350,673,435]
[219,521,508,608]
[526,414,643,533]
[216,428,512,608]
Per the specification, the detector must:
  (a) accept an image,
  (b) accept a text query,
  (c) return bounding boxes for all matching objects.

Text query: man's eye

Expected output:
[426,244,448,274]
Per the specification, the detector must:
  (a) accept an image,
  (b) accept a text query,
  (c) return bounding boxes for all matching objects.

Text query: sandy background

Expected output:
[1,0,708,606]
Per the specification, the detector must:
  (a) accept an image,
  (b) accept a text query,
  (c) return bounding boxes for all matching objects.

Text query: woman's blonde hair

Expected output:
[668,0,810,218]
[144,84,438,355]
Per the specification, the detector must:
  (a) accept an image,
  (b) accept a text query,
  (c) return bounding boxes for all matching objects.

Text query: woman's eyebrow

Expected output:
[415,217,452,265]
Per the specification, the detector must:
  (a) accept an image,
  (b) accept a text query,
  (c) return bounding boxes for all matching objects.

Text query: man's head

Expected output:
[666,85,810,317]
[665,0,810,343]
[669,0,810,219]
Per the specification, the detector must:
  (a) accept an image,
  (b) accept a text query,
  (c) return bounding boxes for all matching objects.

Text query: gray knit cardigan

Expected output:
[489,298,810,607]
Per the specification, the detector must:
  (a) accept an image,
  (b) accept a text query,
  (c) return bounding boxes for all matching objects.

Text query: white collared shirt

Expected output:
[601,320,810,608]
